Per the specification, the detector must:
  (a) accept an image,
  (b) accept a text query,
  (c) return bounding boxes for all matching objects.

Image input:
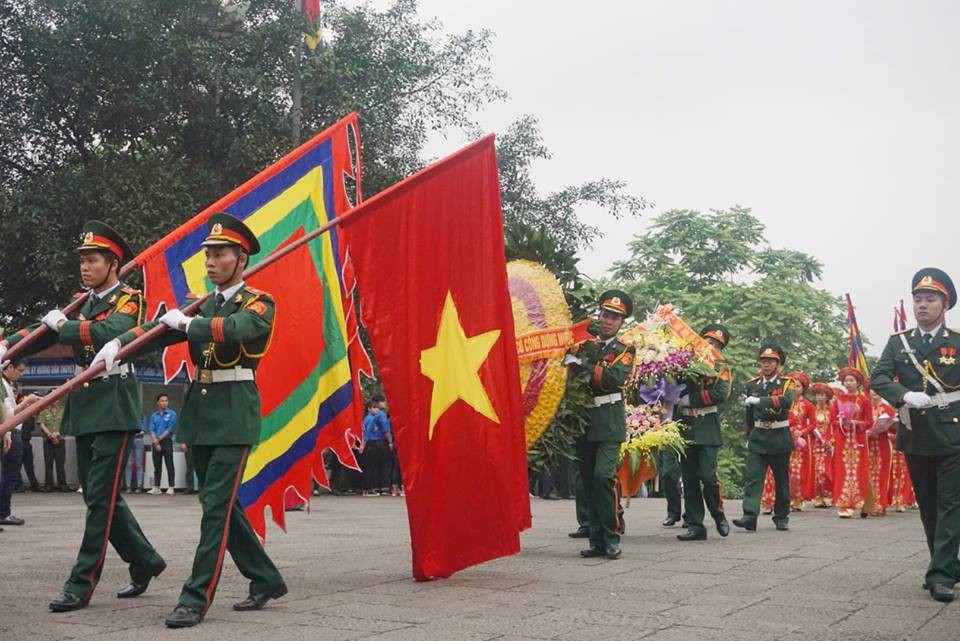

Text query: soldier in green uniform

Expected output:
[733,344,796,532]
[872,268,960,603]
[565,290,636,559]
[0,221,166,611]
[676,324,733,541]
[93,213,287,627]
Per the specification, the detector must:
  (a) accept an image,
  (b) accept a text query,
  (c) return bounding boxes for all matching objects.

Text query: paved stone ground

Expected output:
[0,492,954,641]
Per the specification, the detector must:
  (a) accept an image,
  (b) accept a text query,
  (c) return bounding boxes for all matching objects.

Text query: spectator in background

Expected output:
[360,400,393,496]
[38,400,69,492]
[147,393,177,495]
[17,392,42,492]
[122,416,147,493]
[1,360,40,526]
[377,399,403,497]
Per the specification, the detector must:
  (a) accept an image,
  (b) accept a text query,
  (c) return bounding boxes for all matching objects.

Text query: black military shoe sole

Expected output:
[677,530,707,541]
[732,518,757,531]
[165,605,203,628]
[661,516,679,527]
[580,547,606,558]
[567,527,590,539]
[233,583,288,611]
[775,521,789,532]
[49,591,89,612]
[605,544,622,559]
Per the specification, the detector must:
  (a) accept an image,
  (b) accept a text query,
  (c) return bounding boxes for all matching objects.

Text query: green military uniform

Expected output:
[571,290,636,558]
[2,221,165,609]
[677,324,733,539]
[872,268,960,600]
[736,344,795,530]
[110,213,285,625]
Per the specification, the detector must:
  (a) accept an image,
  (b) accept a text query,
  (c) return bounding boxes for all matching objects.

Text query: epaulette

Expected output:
[120,286,141,295]
[747,376,761,384]
[244,286,266,296]
[72,292,85,299]
[947,327,960,335]
[185,293,201,300]
[891,328,911,336]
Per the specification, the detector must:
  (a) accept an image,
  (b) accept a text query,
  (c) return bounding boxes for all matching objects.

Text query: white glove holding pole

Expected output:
[745,396,761,406]
[159,309,189,331]
[903,391,933,409]
[41,309,68,332]
[0,344,6,364]
[91,339,121,372]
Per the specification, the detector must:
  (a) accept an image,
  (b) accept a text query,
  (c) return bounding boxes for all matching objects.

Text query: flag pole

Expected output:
[2,114,359,363]
[0,132,496,435]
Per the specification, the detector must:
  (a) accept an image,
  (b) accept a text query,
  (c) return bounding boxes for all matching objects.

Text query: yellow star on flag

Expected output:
[420,291,501,439]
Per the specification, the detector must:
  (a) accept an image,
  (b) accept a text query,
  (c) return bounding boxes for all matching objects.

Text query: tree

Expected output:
[610,207,849,495]
[0,0,503,324]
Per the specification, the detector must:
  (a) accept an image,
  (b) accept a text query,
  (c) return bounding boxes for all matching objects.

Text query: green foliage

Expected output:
[0,0,502,324]
[611,207,849,496]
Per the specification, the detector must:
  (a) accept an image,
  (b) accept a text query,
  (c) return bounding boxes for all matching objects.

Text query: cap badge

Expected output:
[83,231,94,243]
[211,223,223,235]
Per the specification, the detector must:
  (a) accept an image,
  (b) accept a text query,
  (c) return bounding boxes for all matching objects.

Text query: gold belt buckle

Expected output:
[199,369,213,384]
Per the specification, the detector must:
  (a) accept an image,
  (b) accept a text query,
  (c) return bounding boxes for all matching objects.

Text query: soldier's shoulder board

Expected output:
[891,328,911,336]
[72,292,85,299]
[243,286,268,296]
[184,292,201,300]
[120,286,141,295]
[747,375,761,384]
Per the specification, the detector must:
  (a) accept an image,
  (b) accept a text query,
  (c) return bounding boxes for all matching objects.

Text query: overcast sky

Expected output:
[360,1,960,353]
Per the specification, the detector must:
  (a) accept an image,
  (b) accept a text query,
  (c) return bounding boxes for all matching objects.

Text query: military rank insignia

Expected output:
[247,301,268,315]
[939,347,957,365]
[119,302,138,314]
[233,293,243,304]
[621,351,633,366]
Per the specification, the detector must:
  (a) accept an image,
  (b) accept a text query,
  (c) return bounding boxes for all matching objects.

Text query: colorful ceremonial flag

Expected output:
[135,113,367,537]
[344,135,531,580]
[846,293,870,377]
[302,0,322,50]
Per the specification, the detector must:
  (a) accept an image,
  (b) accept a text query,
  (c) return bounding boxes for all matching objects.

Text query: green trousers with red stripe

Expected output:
[576,438,622,548]
[179,445,284,613]
[65,432,164,600]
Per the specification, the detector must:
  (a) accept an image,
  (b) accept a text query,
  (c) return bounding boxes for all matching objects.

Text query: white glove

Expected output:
[159,308,189,331]
[745,396,761,406]
[0,344,7,364]
[902,391,933,409]
[91,339,121,372]
[41,309,68,331]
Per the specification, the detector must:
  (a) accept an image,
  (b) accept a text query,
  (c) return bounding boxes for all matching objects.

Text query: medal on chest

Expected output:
[939,346,957,365]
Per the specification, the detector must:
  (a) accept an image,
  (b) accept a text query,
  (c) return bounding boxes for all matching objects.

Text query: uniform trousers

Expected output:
[65,432,164,600]
[906,453,960,586]
[741,448,790,524]
[680,445,724,535]
[178,445,284,613]
[576,438,622,548]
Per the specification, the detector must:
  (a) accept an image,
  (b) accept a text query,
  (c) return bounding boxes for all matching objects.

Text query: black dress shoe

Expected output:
[0,515,25,525]
[775,520,789,531]
[165,605,203,628]
[118,558,166,598]
[605,544,622,559]
[732,518,757,531]
[661,516,679,527]
[233,584,288,611]
[929,583,956,603]
[715,516,730,537]
[580,547,606,558]
[49,591,88,612]
[568,527,590,538]
[677,529,707,541]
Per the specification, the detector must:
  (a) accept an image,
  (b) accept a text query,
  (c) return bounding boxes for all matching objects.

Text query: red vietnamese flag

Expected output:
[343,135,530,580]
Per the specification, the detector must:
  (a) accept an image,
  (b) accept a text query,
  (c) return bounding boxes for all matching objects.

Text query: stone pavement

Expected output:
[0,492,954,641]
